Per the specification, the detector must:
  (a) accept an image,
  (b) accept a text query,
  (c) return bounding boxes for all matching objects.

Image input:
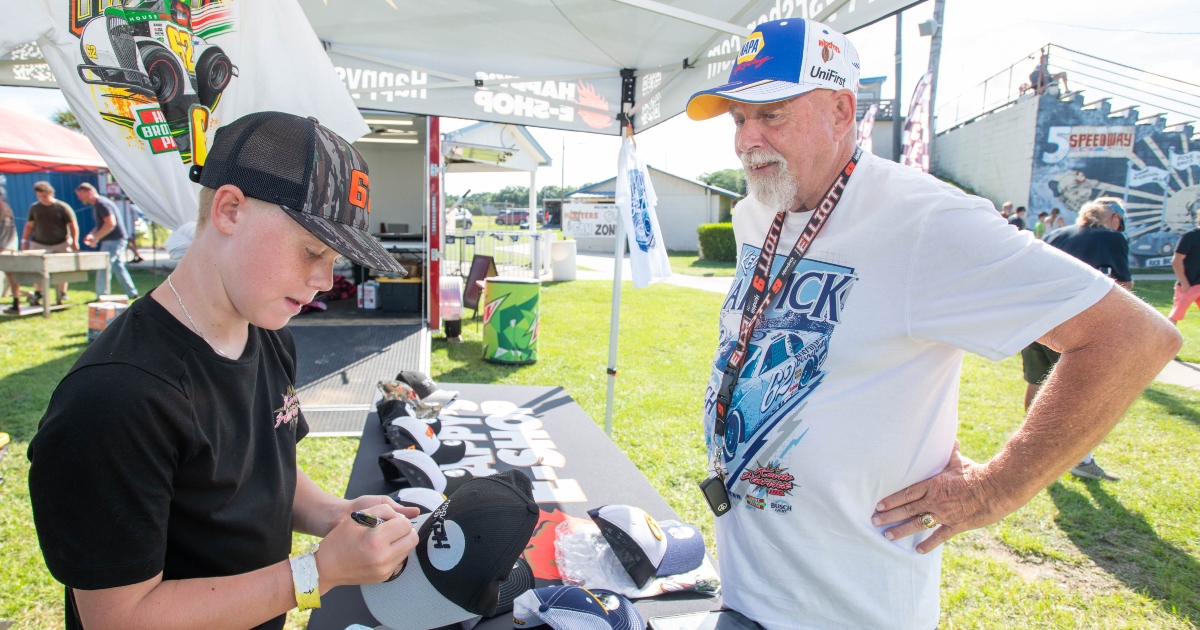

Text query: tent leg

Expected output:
[603,218,624,436]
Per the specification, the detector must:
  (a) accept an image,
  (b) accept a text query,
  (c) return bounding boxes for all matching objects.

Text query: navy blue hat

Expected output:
[512,586,643,630]
[588,505,705,588]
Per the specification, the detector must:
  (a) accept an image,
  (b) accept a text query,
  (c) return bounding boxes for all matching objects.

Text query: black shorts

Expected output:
[1021,342,1061,384]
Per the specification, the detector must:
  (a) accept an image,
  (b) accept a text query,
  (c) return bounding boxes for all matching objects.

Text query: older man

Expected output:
[686,18,1178,629]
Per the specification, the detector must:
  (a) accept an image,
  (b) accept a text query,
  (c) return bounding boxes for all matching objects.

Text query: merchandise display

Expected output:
[379,379,442,419]
[588,506,706,589]
[555,519,720,599]
[512,585,644,630]
[379,449,474,495]
[361,470,540,630]
[397,370,461,407]
[384,416,466,465]
[395,487,448,514]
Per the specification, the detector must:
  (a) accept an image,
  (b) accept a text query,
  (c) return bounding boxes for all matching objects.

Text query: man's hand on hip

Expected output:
[872,440,1009,554]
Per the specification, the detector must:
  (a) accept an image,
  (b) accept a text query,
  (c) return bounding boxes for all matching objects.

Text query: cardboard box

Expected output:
[97,294,130,304]
[87,301,128,342]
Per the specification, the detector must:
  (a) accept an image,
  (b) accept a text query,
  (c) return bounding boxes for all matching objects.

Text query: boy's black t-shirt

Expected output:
[1174,228,1200,286]
[28,296,308,630]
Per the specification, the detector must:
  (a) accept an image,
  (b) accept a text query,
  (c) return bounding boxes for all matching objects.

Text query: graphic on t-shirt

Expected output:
[72,1,238,164]
[705,244,857,500]
[274,385,300,429]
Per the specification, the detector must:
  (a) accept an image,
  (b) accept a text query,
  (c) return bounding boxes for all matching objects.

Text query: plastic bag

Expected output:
[554,519,720,599]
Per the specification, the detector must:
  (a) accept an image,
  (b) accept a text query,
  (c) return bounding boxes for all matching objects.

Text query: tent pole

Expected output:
[604,211,624,436]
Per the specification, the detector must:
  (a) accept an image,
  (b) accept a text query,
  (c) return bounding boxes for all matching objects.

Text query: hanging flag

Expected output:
[1169,148,1200,171]
[900,71,933,172]
[856,103,878,155]
[615,136,671,288]
[0,0,367,231]
[1127,165,1170,187]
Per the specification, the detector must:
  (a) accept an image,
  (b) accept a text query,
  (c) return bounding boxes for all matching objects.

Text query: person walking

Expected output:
[1001,201,1013,218]
[1048,207,1066,230]
[1,194,18,309]
[1034,211,1050,239]
[1028,197,1133,481]
[1008,206,1028,230]
[20,181,79,306]
[123,200,145,263]
[76,183,139,298]
[1169,210,1200,324]
[685,18,1177,629]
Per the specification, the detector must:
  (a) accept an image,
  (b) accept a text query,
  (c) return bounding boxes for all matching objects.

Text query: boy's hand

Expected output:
[329,495,415,532]
[316,504,419,588]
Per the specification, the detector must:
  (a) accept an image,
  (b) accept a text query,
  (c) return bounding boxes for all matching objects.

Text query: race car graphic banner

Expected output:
[1030,95,1199,269]
[0,0,367,230]
[704,245,857,508]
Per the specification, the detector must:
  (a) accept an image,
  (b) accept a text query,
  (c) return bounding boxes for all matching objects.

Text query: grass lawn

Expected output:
[667,250,737,277]
[1134,280,1200,363]
[2,275,1198,628]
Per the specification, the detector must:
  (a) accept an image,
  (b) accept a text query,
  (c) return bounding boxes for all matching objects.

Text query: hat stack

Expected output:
[588,505,706,589]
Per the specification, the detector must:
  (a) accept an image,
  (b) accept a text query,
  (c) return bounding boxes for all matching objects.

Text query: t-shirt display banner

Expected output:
[615,136,670,288]
[0,0,367,230]
[561,203,617,240]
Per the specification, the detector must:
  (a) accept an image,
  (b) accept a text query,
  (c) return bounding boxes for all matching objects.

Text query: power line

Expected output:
[1032,20,1200,35]
[1067,80,1200,122]
[1050,65,1200,112]
[1051,44,1200,91]
[1054,57,1200,101]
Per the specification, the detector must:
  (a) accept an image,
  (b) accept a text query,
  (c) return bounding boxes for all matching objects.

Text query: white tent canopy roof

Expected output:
[302,0,922,135]
[443,122,553,173]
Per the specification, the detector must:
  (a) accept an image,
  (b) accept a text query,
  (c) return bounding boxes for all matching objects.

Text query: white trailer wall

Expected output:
[353,134,427,234]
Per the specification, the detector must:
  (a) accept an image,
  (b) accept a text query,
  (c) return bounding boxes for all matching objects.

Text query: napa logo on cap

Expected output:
[737,32,765,65]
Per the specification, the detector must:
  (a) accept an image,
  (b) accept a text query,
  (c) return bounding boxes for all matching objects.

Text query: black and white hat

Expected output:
[398,370,460,407]
[362,470,541,630]
[588,505,705,588]
[379,449,474,495]
[385,416,466,465]
[512,585,643,630]
[377,398,443,435]
[396,487,447,514]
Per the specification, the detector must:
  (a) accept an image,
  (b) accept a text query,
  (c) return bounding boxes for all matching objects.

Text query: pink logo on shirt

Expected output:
[274,386,301,429]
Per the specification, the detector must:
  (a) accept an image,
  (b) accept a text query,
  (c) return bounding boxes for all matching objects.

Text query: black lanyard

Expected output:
[711,147,861,469]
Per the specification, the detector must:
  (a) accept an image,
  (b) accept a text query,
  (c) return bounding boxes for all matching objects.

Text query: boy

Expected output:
[29,112,417,629]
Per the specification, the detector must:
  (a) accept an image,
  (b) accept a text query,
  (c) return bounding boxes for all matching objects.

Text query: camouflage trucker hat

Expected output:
[190,111,404,275]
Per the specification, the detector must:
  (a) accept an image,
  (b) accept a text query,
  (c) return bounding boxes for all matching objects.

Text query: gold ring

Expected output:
[919,512,937,529]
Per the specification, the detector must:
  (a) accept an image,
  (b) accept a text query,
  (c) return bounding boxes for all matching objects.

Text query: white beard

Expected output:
[742,150,799,214]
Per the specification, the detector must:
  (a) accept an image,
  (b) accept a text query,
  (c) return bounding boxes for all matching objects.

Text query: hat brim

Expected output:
[686,80,817,120]
[421,389,460,407]
[280,205,405,275]
[362,516,477,630]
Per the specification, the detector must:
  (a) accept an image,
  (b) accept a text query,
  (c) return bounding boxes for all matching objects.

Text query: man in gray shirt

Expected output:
[76,183,138,298]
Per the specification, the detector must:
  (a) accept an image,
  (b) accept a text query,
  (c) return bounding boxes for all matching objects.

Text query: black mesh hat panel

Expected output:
[416,470,539,616]
[192,111,404,274]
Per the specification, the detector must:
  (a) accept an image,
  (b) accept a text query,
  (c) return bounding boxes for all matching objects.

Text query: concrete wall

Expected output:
[352,134,427,234]
[931,94,1040,209]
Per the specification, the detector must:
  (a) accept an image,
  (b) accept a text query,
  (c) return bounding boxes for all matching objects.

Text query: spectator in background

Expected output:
[1,194,18,310]
[1008,206,1028,230]
[1048,207,1066,230]
[123,200,144,263]
[76,183,138,299]
[1026,197,1132,481]
[1034,211,1050,239]
[1001,201,1013,218]
[21,180,78,306]
[1168,211,1200,325]
[1029,52,1069,95]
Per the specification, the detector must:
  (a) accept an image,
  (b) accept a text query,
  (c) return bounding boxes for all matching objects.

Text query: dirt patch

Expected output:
[981,534,1125,596]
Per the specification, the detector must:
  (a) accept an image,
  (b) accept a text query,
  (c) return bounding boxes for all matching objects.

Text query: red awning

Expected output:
[0,106,105,173]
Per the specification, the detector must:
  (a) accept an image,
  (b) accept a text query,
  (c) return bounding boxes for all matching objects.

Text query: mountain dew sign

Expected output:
[482,277,540,365]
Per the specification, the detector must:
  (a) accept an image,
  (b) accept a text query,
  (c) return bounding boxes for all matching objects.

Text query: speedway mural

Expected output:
[71,0,237,165]
[704,248,856,508]
[1030,94,1200,268]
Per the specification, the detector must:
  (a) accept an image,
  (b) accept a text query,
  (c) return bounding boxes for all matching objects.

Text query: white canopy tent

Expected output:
[443,121,554,212]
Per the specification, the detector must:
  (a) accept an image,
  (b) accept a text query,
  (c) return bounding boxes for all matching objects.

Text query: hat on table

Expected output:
[587,505,705,589]
[385,416,467,465]
[686,18,860,121]
[512,586,643,630]
[362,470,541,630]
[190,111,404,274]
[398,370,460,407]
[377,398,443,435]
[396,487,448,514]
[379,449,474,495]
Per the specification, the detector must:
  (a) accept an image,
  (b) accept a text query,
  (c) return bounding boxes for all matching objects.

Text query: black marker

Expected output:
[350,511,385,528]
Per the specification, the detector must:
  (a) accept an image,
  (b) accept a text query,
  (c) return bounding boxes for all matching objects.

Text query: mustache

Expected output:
[740,149,786,172]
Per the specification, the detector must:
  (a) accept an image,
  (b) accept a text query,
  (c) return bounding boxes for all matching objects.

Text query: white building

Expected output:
[566,167,741,252]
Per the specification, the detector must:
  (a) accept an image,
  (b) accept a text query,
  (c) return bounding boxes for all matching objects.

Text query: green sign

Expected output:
[482,278,540,365]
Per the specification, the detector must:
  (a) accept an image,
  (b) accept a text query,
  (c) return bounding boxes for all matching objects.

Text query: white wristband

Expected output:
[290,543,321,611]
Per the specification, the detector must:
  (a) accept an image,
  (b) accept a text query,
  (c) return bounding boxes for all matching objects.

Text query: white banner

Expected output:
[900,71,932,172]
[857,103,877,155]
[1128,165,1170,187]
[0,0,366,230]
[562,203,618,239]
[1041,125,1137,164]
[615,137,671,288]
[1169,148,1200,171]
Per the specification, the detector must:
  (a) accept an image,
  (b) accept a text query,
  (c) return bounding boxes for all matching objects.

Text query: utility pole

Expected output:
[926,0,946,159]
[893,12,903,162]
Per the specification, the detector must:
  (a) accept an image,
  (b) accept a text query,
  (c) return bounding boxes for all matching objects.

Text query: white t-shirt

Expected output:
[705,151,1113,629]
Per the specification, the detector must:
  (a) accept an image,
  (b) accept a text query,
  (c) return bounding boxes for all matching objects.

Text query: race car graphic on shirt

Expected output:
[704,243,857,503]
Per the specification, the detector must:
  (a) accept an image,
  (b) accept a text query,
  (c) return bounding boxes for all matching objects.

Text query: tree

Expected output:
[536,183,592,204]
[52,108,81,132]
[698,168,746,195]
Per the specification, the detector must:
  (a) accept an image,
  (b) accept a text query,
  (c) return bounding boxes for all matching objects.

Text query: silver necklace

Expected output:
[168,275,230,358]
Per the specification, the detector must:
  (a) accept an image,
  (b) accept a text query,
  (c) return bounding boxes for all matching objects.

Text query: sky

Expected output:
[2,0,1197,198]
